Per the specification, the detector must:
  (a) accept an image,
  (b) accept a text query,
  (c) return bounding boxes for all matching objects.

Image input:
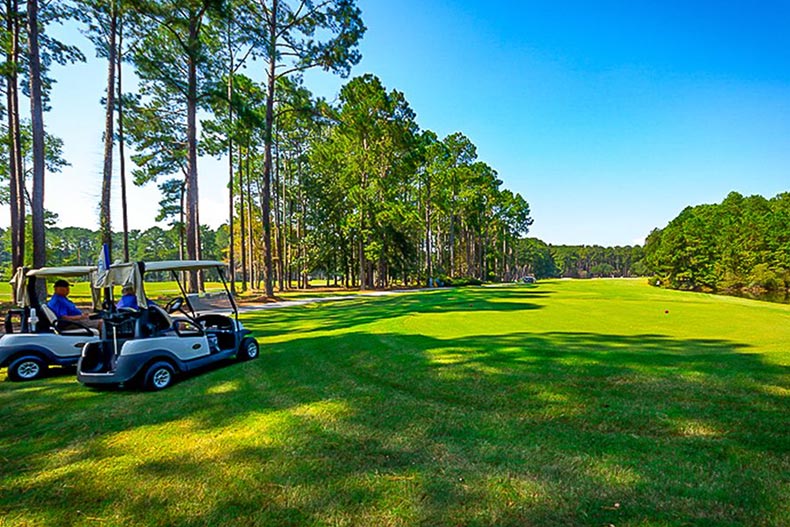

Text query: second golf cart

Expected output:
[0,266,100,381]
[77,260,259,390]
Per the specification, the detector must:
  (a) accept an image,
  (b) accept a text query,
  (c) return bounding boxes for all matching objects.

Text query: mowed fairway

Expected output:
[0,280,788,526]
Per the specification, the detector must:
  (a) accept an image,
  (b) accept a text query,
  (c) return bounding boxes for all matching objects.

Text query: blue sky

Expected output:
[11,0,790,246]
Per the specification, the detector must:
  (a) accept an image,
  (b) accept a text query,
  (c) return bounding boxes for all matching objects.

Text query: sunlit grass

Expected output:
[0,279,788,526]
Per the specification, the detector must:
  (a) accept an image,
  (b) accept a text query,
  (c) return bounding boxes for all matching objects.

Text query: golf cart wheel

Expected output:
[238,337,259,361]
[143,361,175,391]
[7,355,47,382]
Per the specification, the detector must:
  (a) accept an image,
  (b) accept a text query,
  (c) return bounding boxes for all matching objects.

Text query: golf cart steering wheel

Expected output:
[165,297,185,314]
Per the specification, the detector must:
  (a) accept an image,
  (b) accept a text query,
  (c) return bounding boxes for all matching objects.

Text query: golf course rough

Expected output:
[0,279,788,526]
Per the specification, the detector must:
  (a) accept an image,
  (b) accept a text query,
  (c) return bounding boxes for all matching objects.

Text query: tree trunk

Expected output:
[118,14,130,262]
[239,146,247,291]
[196,197,204,291]
[480,233,486,280]
[425,176,433,286]
[178,184,185,260]
[449,215,456,278]
[185,16,200,292]
[100,2,118,255]
[275,144,284,291]
[272,139,280,291]
[297,163,306,289]
[260,0,277,298]
[358,233,366,290]
[6,0,24,273]
[245,157,253,291]
[6,75,20,271]
[227,70,235,293]
[504,237,508,280]
[27,0,46,281]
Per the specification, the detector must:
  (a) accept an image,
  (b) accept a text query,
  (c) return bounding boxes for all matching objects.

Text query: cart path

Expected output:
[237,288,432,312]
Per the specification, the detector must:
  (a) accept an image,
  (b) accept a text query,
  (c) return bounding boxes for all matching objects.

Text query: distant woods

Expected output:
[515,190,790,294]
[515,239,647,280]
[0,225,649,284]
[643,191,790,295]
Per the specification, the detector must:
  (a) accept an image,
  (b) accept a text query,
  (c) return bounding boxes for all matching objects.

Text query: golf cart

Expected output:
[0,266,101,381]
[77,260,259,390]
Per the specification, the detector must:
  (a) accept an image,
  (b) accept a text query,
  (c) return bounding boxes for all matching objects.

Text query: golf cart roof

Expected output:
[11,265,100,309]
[143,260,225,273]
[90,260,236,317]
[92,260,225,290]
[26,266,98,277]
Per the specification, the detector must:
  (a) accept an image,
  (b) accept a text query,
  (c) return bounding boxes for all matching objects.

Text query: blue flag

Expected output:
[98,244,110,273]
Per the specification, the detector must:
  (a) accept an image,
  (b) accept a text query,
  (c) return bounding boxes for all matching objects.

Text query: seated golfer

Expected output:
[116,285,140,310]
[117,285,157,310]
[47,279,88,321]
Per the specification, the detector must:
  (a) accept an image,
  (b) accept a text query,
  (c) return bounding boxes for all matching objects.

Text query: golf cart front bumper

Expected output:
[76,368,137,386]
[76,360,143,386]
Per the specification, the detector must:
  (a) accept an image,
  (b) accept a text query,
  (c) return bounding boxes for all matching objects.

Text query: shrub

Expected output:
[448,277,482,287]
[748,263,782,292]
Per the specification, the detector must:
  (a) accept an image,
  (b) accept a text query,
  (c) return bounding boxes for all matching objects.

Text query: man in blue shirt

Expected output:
[47,279,88,321]
[116,285,139,309]
[116,284,158,310]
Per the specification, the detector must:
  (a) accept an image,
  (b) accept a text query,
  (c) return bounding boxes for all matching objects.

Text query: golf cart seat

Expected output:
[39,304,99,336]
[133,304,175,338]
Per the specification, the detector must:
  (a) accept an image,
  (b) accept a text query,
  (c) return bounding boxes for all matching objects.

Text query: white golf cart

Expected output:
[0,266,101,381]
[77,260,259,390]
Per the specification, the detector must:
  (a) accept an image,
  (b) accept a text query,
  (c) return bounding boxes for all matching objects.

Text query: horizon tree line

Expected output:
[0,224,650,285]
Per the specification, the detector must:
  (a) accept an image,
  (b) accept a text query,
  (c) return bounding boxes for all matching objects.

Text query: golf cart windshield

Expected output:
[142,261,234,316]
[186,290,233,314]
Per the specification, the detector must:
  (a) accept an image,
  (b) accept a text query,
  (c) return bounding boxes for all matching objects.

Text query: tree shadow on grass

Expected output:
[0,326,788,526]
[244,286,551,339]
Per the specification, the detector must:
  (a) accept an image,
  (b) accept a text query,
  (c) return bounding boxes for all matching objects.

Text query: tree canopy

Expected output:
[643,192,790,293]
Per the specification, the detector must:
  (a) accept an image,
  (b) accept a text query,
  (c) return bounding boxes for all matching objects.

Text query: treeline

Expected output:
[1,225,650,286]
[1,0,535,292]
[513,238,647,280]
[643,191,790,293]
[0,224,225,274]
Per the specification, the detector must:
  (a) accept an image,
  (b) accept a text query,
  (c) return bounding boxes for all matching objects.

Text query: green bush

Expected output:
[718,270,745,292]
[443,277,483,287]
[748,263,782,291]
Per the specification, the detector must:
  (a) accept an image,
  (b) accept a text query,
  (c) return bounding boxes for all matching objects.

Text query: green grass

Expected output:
[276,289,368,300]
[0,279,788,526]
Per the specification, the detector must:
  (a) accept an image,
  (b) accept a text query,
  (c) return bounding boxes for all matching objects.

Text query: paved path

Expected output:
[237,288,431,312]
